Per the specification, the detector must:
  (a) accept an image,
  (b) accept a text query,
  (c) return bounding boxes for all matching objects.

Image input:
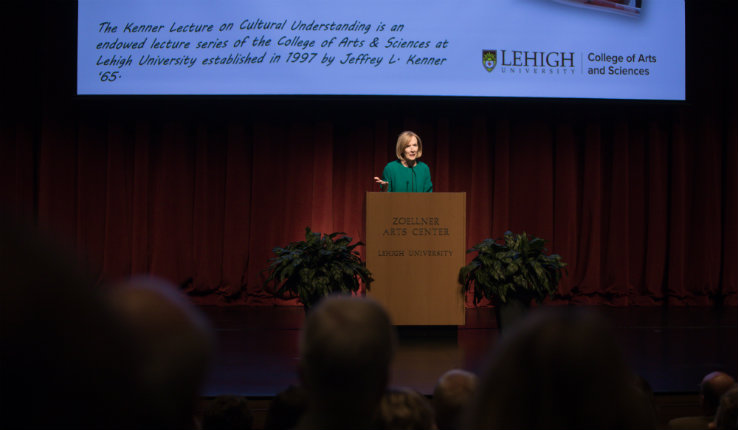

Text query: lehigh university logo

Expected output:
[483,50,497,72]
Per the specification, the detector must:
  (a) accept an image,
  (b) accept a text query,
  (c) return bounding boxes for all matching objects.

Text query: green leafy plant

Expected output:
[265,227,373,309]
[459,231,567,305]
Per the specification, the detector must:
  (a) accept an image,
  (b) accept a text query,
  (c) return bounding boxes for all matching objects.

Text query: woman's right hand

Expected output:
[374,177,388,187]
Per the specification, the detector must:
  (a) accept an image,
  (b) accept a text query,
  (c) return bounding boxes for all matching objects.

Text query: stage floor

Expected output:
[200,305,737,397]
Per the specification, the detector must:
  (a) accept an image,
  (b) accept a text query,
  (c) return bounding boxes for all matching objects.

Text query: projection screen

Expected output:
[77,0,685,100]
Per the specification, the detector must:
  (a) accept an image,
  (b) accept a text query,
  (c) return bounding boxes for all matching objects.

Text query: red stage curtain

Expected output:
[1,1,736,306]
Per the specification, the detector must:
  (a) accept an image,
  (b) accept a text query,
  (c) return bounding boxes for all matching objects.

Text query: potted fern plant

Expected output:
[265,227,373,310]
[459,231,567,329]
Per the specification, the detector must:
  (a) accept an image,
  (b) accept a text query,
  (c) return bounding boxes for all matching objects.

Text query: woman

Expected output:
[374,131,433,192]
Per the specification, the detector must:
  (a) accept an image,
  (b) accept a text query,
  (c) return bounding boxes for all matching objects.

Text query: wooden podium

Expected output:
[366,192,466,325]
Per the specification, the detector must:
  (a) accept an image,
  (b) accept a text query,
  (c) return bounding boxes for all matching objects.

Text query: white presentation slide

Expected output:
[77,0,685,100]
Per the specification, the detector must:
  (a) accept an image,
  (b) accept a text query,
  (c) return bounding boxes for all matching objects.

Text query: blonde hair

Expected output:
[395,131,423,160]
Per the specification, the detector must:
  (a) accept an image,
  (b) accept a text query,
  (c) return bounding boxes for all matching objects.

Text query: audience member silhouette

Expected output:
[711,386,738,430]
[201,395,254,430]
[632,373,658,428]
[464,308,654,429]
[374,387,437,430]
[106,276,215,430]
[669,371,737,430]
[432,369,478,430]
[0,219,140,429]
[265,385,308,430]
[295,295,397,429]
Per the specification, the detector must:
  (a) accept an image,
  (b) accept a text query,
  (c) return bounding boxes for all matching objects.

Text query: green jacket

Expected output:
[381,160,433,192]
